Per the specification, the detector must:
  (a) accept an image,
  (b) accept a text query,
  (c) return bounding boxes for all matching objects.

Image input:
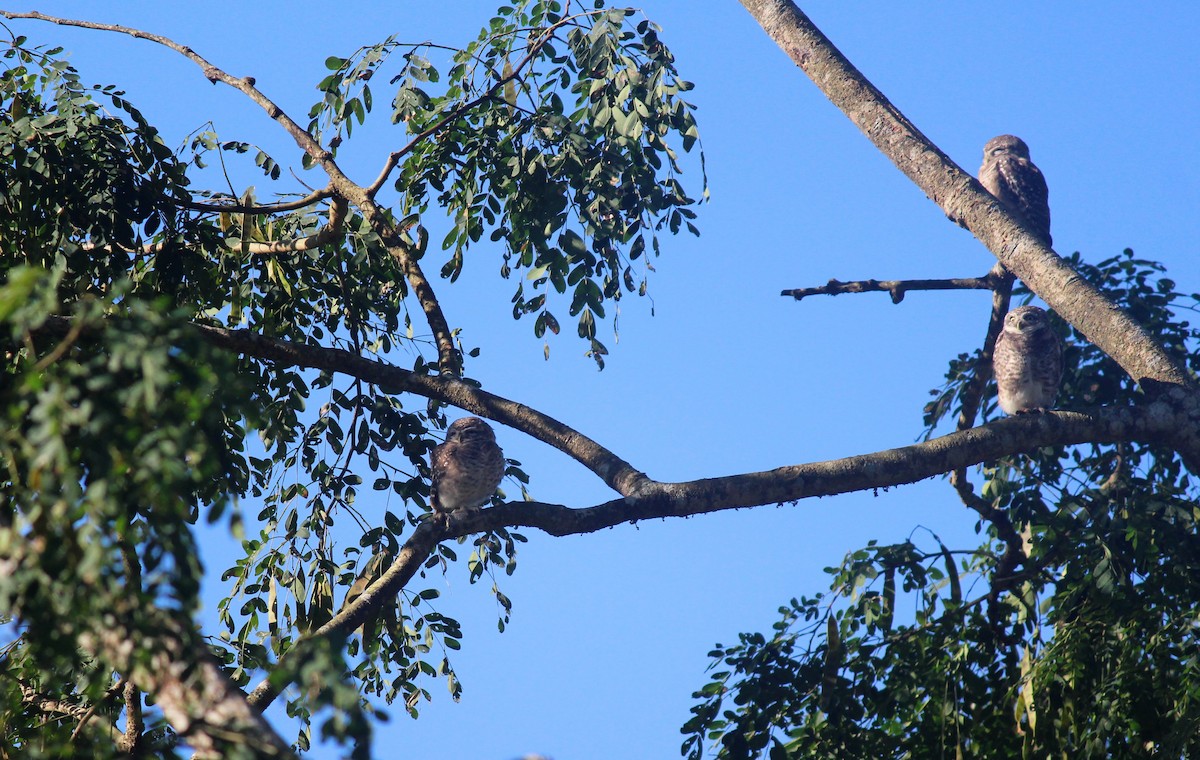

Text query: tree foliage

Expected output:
[683,252,1200,758]
[1,1,1197,758]
[1,3,703,755]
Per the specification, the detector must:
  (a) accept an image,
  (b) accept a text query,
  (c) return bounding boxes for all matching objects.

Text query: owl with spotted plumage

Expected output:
[431,417,504,516]
[992,305,1063,415]
[979,134,1051,247]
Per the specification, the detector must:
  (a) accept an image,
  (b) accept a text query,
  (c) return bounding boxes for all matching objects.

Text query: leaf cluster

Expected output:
[309,0,705,366]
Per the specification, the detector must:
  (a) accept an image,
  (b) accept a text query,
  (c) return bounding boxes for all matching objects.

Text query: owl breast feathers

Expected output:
[979,134,1052,248]
[992,305,1064,415]
[431,416,505,514]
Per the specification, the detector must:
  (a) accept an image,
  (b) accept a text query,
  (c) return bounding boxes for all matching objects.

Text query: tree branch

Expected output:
[781,270,1001,303]
[189,321,650,497]
[18,681,130,750]
[1,10,461,376]
[41,309,1192,714]
[738,0,1193,397]
[52,314,1190,505]
[82,196,348,256]
[117,541,145,753]
[178,186,334,215]
[3,507,293,755]
[946,265,1014,513]
[237,195,348,255]
[34,314,649,498]
[121,679,142,753]
[247,393,1198,710]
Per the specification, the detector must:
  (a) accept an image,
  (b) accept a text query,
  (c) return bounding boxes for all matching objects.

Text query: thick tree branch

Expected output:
[1,10,461,375]
[190,321,651,497]
[739,0,1192,396]
[781,270,1001,303]
[3,516,293,755]
[121,679,142,753]
[34,314,649,498]
[105,317,1189,500]
[65,310,1185,713]
[248,393,1199,710]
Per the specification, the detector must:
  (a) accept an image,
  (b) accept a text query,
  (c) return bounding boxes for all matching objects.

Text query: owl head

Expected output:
[445,416,497,444]
[984,134,1030,161]
[1003,305,1051,335]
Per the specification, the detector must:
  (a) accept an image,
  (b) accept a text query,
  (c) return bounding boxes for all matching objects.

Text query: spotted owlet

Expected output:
[431,416,504,515]
[979,134,1051,247]
[992,305,1063,415]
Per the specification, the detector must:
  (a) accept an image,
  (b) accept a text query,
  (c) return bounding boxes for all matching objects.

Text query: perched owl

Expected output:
[992,305,1063,415]
[431,416,504,515]
[979,134,1051,247]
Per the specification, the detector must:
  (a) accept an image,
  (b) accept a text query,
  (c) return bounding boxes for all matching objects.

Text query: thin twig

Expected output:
[954,263,1015,431]
[32,314,86,371]
[364,13,578,197]
[179,186,334,215]
[781,271,1001,303]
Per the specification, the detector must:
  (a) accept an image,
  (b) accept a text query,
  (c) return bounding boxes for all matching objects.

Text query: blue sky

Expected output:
[6,2,1199,758]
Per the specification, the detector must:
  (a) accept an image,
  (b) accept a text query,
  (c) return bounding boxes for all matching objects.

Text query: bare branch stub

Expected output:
[782,273,998,304]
